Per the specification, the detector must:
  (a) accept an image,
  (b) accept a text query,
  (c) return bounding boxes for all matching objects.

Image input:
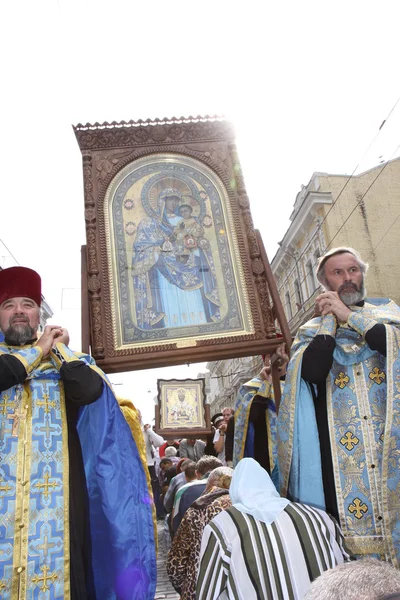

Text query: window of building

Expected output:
[306,260,316,294]
[313,247,321,267]
[285,291,292,319]
[294,279,302,309]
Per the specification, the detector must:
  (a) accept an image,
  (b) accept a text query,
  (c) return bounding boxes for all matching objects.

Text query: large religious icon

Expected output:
[155,378,211,438]
[105,154,251,349]
[74,116,282,373]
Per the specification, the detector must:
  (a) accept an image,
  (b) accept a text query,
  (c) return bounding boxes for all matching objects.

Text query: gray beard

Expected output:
[338,281,365,306]
[4,323,36,346]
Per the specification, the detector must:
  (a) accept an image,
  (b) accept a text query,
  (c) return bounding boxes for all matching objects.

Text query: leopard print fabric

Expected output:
[166,488,232,600]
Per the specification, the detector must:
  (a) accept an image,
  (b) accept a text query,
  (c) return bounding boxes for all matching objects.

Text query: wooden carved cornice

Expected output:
[74,115,234,151]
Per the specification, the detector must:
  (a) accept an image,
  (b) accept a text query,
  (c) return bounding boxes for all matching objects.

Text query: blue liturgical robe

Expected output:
[233,378,277,473]
[278,298,400,566]
[0,341,156,599]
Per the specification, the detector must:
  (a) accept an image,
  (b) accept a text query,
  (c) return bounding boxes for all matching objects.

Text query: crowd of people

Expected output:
[1,245,400,599]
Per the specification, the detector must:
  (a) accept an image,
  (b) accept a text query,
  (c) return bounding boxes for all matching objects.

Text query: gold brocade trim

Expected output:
[279,347,306,497]
[12,347,43,375]
[11,385,32,599]
[326,379,347,533]
[60,383,71,600]
[328,360,385,542]
[345,536,386,556]
[381,325,398,567]
[238,394,253,463]
[266,406,274,471]
[355,364,383,539]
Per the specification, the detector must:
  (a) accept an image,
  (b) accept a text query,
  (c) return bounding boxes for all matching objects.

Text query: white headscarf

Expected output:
[230,458,289,525]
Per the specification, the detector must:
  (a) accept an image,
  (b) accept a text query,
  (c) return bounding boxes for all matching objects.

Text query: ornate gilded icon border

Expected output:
[155,377,211,439]
[74,116,278,373]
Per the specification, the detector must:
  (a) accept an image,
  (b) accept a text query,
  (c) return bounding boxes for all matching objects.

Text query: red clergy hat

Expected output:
[0,266,42,306]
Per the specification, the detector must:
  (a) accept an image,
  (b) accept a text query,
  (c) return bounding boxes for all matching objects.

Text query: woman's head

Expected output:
[205,466,233,492]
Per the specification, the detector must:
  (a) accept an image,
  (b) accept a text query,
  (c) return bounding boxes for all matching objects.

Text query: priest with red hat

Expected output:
[0,267,156,599]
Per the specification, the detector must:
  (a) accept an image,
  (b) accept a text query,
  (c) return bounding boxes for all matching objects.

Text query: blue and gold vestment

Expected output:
[0,342,156,599]
[277,298,400,565]
[233,378,277,470]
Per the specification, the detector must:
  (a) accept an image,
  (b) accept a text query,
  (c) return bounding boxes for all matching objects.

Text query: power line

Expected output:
[277,92,400,289]
[0,238,19,267]
[316,93,400,234]
[278,143,400,311]
[326,141,400,250]
[372,211,400,252]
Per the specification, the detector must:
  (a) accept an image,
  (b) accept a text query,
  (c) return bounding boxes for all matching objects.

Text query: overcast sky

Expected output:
[1,0,399,422]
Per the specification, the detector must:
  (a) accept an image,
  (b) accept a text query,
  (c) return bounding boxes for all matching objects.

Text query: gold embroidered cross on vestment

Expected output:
[369,367,386,385]
[31,565,58,592]
[335,372,350,389]
[340,431,360,451]
[349,498,368,519]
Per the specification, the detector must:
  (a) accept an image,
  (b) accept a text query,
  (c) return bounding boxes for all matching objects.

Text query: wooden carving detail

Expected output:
[73,116,234,151]
[229,144,275,338]
[184,143,231,179]
[95,149,136,183]
[82,154,104,357]
[75,117,284,370]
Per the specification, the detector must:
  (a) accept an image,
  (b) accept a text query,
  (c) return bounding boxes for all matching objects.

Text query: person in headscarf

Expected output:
[166,466,233,600]
[196,458,351,600]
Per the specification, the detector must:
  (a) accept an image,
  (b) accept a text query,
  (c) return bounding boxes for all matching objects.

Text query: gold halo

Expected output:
[148,177,192,212]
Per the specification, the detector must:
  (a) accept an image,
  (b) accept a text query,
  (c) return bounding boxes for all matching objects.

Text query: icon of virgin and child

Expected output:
[131,187,221,330]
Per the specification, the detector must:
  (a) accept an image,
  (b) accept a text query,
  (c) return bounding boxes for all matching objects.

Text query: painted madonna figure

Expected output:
[131,188,220,330]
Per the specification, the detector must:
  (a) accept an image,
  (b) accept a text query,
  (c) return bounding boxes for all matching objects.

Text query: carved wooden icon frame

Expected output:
[74,116,279,373]
[154,378,212,439]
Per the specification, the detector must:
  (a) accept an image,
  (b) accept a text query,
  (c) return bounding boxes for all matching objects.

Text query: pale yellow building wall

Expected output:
[317,158,400,304]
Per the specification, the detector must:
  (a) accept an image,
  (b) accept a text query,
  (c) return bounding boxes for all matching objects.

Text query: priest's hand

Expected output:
[315,291,352,322]
[53,328,70,347]
[36,325,63,356]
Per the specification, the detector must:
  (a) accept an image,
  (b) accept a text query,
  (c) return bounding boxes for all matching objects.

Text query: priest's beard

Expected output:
[4,322,36,346]
[338,280,365,306]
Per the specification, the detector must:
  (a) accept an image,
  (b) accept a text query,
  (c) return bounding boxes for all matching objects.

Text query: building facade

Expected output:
[271,158,400,335]
[206,355,263,416]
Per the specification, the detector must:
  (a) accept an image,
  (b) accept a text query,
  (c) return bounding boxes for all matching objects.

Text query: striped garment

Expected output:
[196,503,351,600]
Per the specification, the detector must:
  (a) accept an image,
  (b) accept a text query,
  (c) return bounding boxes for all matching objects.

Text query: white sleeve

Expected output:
[146,429,165,448]
[213,429,220,443]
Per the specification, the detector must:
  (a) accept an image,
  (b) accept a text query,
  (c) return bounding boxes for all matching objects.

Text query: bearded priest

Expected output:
[278,247,400,566]
[0,266,156,599]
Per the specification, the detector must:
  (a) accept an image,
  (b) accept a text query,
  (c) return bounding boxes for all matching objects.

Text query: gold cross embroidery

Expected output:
[35,533,57,560]
[34,472,58,501]
[37,417,58,442]
[36,393,56,414]
[349,498,368,519]
[340,431,359,451]
[31,565,58,592]
[0,394,14,416]
[0,419,13,444]
[334,372,350,389]
[0,476,12,494]
[369,367,386,385]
